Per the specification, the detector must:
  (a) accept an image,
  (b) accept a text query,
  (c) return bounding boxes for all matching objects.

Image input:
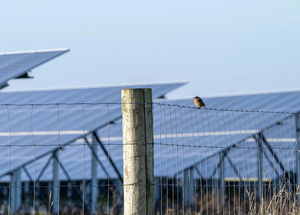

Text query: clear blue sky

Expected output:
[0,1,299,99]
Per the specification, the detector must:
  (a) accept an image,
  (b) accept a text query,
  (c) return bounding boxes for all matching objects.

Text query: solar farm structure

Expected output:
[0,82,184,214]
[0,49,300,214]
[0,85,300,215]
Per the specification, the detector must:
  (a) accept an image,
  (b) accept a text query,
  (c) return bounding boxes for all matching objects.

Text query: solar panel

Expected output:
[4,89,300,182]
[0,82,185,183]
[0,49,69,89]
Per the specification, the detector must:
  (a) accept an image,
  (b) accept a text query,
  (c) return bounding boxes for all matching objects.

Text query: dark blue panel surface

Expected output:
[1,87,299,182]
[0,82,185,180]
[0,49,69,88]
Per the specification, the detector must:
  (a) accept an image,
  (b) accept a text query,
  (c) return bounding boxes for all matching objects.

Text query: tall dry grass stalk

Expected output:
[48,191,53,215]
[246,184,300,215]
[155,183,300,215]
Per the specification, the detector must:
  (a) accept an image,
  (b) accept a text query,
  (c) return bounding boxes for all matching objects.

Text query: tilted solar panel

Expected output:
[4,89,300,182]
[0,49,69,89]
[0,82,186,182]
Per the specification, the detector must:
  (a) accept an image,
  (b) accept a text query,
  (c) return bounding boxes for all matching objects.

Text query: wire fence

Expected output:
[0,101,299,215]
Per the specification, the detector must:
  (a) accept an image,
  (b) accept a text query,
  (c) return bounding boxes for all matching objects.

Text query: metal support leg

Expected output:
[154,178,160,207]
[67,182,72,207]
[52,154,86,205]
[10,172,16,213]
[84,136,116,190]
[220,151,226,205]
[295,114,300,200]
[256,134,264,202]
[53,151,59,214]
[10,169,21,213]
[16,169,21,211]
[183,167,195,208]
[0,187,7,213]
[91,135,98,215]
[36,182,40,208]
[85,181,91,206]
[25,182,30,205]
[3,186,8,205]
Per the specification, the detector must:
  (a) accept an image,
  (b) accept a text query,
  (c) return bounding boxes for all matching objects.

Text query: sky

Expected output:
[0,1,299,99]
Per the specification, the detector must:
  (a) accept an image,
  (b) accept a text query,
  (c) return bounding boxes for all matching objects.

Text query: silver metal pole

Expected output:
[220,152,225,205]
[183,167,195,208]
[91,134,98,215]
[10,171,16,213]
[15,169,21,211]
[256,134,264,202]
[52,152,59,214]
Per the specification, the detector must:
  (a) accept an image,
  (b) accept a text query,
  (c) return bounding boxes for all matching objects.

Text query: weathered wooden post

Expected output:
[122,88,154,215]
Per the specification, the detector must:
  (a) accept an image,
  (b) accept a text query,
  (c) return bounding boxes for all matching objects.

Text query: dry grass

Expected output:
[48,191,53,215]
[246,184,300,215]
[6,182,300,215]
[155,183,300,215]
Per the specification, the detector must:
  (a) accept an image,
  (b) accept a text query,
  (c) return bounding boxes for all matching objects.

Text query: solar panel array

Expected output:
[0,49,69,89]
[2,90,298,182]
[0,82,185,182]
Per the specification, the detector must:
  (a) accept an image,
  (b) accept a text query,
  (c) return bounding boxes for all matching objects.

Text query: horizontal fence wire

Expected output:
[0,102,299,214]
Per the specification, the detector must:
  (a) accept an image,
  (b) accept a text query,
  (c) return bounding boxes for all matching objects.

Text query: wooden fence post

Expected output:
[122,88,154,215]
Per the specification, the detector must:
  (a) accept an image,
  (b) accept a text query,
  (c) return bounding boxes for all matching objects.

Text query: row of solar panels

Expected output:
[0,82,185,181]
[0,85,298,183]
[0,48,299,183]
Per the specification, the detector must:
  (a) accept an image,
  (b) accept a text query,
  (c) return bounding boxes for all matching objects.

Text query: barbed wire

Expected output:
[0,101,297,115]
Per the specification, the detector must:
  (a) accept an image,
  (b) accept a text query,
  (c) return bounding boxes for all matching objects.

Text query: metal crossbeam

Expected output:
[37,155,53,182]
[211,150,229,178]
[83,136,111,179]
[262,148,280,178]
[0,116,122,179]
[23,166,33,181]
[84,135,121,192]
[177,113,296,177]
[257,133,285,173]
[22,166,48,206]
[93,132,123,182]
[227,156,243,181]
[194,166,204,179]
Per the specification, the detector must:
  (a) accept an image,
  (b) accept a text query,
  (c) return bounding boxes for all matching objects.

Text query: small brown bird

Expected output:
[194,96,207,109]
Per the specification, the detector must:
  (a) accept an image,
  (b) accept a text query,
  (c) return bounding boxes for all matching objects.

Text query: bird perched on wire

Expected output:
[194,96,207,109]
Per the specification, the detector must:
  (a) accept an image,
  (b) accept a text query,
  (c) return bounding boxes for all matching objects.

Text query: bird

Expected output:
[194,96,207,109]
